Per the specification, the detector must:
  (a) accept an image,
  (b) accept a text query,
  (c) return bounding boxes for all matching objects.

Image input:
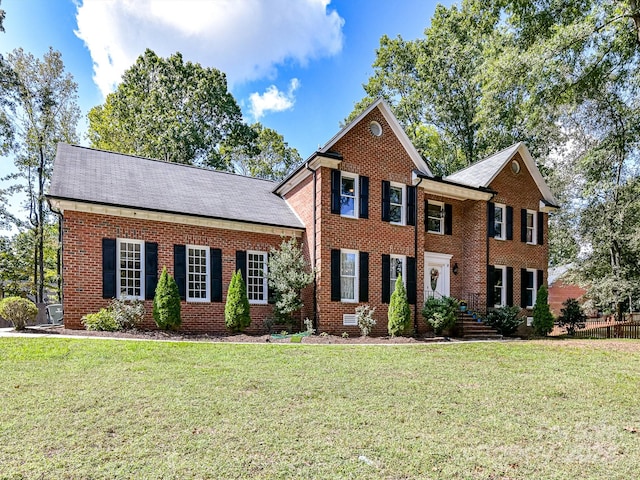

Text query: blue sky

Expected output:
[1,0,450,224]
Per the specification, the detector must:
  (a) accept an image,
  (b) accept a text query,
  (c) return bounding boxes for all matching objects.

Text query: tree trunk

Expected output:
[37,146,45,303]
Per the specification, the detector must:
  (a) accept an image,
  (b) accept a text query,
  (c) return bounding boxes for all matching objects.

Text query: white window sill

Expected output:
[249,300,268,305]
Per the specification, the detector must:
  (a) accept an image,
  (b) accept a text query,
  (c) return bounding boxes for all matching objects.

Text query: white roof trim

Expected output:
[50,199,304,238]
[319,99,433,176]
[418,178,493,201]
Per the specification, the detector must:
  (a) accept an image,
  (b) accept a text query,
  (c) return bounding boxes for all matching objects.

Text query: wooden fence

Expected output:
[571,314,640,339]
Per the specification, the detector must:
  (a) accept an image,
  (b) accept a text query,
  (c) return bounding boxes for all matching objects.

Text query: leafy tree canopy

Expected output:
[87,49,257,170]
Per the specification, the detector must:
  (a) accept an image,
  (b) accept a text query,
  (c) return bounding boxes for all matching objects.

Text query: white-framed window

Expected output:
[526,210,537,244]
[117,239,144,300]
[389,183,406,225]
[493,265,507,307]
[390,255,406,295]
[340,249,359,303]
[525,269,537,308]
[247,251,268,304]
[427,201,444,234]
[186,245,209,302]
[494,203,506,240]
[340,173,358,218]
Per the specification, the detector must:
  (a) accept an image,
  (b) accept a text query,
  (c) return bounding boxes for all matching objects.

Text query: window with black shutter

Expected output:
[144,242,158,300]
[102,238,116,299]
[174,244,186,300]
[210,248,222,302]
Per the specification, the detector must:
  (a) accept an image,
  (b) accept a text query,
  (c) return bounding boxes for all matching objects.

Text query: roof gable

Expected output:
[49,144,305,230]
[319,98,433,176]
[445,142,559,207]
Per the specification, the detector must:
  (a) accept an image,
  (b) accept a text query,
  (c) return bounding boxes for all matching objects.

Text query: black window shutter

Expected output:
[174,245,186,300]
[487,202,495,237]
[266,253,275,304]
[381,180,391,222]
[381,254,391,304]
[407,185,416,226]
[506,206,513,241]
[424,200,428,231]
[235,250,247,282]
[487,265,495,307]
[537,212,544,245]
[521,209,527,242]
[359,251,369,302]
[444,203,453,235]
[330,249,341,301]
[210,248,222,302]
[330,170,341,214]
[407,256,417,305]
[359,176,369,219]
[144,242,158,300]
[537,269,544,292]
[506,266,513,307]
[520,268,528,308]
[102,238,117,299]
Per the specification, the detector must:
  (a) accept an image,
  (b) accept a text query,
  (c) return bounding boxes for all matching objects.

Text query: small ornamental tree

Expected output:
[558,298,587,336]
[268,238,314,326]
[388,275,411,336]
[532,285,554,336]
[153,267,182,331]
[225,270,251,332]
[0,296,38,330]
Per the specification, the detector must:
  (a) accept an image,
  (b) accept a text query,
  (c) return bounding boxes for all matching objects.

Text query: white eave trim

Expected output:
[418,178,493,201]
[539,200,560,213]
[276,155,342,196]
[50,199,304,237]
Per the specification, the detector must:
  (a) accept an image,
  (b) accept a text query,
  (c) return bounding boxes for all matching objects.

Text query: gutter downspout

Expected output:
[48,200,63,304]
[413,176,423,335]
[486,194,495,314]
[305,162,318,332]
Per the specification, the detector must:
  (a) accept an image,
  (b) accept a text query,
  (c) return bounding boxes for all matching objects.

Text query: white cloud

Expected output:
[74,0,344,97]
[249,78,300,120]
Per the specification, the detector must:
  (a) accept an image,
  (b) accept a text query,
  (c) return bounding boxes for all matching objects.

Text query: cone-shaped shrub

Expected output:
[532,285,554,336]
[225,270,251,332]
[153,267,182,330]
[388,275,411,336]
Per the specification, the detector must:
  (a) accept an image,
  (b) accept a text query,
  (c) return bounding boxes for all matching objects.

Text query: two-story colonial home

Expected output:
[48,99,559,336]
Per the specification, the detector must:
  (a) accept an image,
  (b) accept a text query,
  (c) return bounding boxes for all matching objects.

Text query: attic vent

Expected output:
[511,160,521,174]
[343,313,357,326]
[369,121,382,137]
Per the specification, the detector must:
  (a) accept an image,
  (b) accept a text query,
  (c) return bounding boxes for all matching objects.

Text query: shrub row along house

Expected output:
[48,99,559,335]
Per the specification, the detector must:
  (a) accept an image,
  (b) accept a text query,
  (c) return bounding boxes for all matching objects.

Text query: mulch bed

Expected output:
[14,325,451,345]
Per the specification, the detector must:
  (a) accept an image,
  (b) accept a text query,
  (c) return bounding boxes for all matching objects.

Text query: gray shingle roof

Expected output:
[445,143,522,188]
[49,144,305,230]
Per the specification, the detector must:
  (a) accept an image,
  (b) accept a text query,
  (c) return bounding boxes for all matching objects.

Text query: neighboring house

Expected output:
[547,265,590,318]
[48,99,559,335]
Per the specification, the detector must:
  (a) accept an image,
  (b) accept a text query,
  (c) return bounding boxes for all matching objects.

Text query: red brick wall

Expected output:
[548,280,586,317]
[312,108,424,335]
[488,152,549,313]
[62,210,290,333]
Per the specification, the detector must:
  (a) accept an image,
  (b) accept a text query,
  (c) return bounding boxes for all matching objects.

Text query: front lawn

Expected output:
[1,338,639,479]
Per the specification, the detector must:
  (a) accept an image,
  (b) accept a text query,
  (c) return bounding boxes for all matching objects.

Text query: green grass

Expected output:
[1,338,640,479]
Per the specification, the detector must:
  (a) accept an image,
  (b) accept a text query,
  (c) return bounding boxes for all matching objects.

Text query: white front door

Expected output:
[424,252,452,300]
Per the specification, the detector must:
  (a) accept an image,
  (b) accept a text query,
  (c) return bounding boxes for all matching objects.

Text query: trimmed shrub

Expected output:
[81,298,146,331]
[558,298,586,336]
[422,296,459,335]
[485,305,523,336]
[82,308,119,331]
[356,304,376,337]
[268,238,315,326]
[153,267,182,331]
[225,270,251,332]
[111,298,145,330]
[532,285,554,336]
[388,275,411,336]
[0,297,38,330]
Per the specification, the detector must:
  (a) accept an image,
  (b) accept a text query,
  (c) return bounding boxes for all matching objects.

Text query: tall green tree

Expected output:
[222,123,302,181]
[87,49,257,170]
[491,0,640,316]
[2,48,79,303]
[347,0,557,174]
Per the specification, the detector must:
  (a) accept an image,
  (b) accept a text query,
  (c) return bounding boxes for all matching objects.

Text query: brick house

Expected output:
[48,99,559,335]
